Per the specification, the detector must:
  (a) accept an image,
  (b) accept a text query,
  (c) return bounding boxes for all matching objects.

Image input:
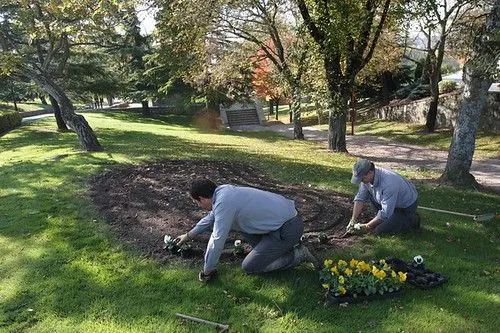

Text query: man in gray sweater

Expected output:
[348,158,420,235]
[176,179,319,281]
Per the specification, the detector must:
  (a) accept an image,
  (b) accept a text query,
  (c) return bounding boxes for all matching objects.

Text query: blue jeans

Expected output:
[240,215,303,274]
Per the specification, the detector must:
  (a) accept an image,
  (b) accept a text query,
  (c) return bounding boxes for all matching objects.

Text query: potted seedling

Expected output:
[232,239,244,257]
[163,234,180,254]
[178,243,193,258]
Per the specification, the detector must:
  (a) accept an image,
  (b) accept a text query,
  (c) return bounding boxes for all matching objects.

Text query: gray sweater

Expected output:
[190,185,297,272]
[354,167,418,221]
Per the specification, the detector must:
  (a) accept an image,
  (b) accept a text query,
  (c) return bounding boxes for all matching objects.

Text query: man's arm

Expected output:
[176,211,215,245]
[203,203,235,273]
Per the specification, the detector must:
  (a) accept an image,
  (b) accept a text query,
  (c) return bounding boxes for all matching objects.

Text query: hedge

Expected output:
[0,111,22,134]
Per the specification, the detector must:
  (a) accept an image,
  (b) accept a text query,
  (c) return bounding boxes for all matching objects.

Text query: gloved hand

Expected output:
[349,223,369,235]
[346,219,357,232]
[198,270,217,282]
[175,233,190,245]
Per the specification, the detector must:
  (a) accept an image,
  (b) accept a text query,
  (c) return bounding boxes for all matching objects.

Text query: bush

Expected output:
[394,84,416,99]
[0,111,22,134]
[301,111,328,126]
[439,80,459,94]
[408,84,431,100]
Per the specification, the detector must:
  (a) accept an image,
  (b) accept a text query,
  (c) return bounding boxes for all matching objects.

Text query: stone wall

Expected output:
[374,91,500,133]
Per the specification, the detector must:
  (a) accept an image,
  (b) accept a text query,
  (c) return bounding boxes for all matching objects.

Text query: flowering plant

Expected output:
[163,234,191,253]
[320,259,407,298]
[233,239,244,255]
[163,234,177,251]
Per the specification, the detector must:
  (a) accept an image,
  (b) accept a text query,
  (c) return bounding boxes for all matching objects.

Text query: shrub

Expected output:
[408,84,431,100]
[0,111,22,134]
[439,80,459,94]
[301,111,328,126]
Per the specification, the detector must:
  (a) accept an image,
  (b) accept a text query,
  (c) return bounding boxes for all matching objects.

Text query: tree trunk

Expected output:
[39,94,48,105]
[141,100,151,116]
[426,94,439,132]
[28,72,102,151]
[440,0,499,187]
[49,94,69,131]
[290,86,304,139]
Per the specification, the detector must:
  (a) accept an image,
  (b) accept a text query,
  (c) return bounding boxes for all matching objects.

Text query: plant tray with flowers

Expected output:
[320,259,407,305]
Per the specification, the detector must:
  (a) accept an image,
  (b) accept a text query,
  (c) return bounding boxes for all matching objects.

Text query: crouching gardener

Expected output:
[175,179,318,282]
[348,158,420,235]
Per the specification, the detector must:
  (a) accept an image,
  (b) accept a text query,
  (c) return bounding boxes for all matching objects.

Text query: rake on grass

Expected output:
[418,206,498,222]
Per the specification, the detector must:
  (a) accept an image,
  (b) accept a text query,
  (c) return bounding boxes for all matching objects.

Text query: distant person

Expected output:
[347,158,420,235]
[176,179,319,282]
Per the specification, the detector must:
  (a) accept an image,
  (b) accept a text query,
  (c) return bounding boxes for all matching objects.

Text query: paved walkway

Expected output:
[232,123,500,193]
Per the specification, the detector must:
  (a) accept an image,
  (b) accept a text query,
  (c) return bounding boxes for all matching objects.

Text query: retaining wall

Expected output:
[374,91,500,133]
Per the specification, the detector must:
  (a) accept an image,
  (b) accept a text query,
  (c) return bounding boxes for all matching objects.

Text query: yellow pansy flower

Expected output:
[338,260,348,267]
[338,275,345,284]
[398,271,407,282]
[331,266,339,275]
[324,259,333,268]
[322,283,330,289]
[391,270,397,278]
[345,268,353,276]
[349,259,359,267]
[338,286,347,295]
[376,270,387,280]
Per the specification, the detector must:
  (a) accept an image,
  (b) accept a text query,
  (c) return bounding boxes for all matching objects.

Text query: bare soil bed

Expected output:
[89,160,365,265]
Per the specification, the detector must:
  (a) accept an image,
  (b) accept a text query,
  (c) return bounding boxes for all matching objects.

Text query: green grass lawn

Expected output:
[0,102,53,113]
[1,112,499,332]
[314,120,499,158]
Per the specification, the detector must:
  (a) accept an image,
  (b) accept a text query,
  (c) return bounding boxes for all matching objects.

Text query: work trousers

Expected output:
[240,214,303,274]
[370,198,419,235]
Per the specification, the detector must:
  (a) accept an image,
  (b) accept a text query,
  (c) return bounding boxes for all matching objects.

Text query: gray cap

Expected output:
[351,159,372,184]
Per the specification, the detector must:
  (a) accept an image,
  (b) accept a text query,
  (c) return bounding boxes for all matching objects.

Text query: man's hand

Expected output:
[348,223,370,235]
[198,270,217,282]
[175,233,190,245]
[346,218,357,232]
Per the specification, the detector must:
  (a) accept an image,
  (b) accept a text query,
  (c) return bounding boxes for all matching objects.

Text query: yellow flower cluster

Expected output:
[320,258,407,297]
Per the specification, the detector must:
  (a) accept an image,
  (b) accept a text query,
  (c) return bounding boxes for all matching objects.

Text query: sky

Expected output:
[136,3,157,35]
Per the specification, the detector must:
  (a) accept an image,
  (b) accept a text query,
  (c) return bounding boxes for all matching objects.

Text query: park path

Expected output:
[232,123,500,193]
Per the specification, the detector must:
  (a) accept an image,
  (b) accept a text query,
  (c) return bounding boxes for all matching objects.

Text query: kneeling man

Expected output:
[348,159,420,235]
[176,179,318,281]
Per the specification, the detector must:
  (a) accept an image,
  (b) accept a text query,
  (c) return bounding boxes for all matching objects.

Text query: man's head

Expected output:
[190,178,217,210]
[351,159,375,184]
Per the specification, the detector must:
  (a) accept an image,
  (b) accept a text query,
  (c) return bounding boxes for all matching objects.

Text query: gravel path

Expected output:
[232,123,500,193]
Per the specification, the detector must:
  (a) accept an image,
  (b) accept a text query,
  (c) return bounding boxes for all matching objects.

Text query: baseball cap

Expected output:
[351,158,372,184]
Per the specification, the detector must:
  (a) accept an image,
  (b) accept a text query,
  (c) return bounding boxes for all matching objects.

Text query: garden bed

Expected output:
[89,160,365,265]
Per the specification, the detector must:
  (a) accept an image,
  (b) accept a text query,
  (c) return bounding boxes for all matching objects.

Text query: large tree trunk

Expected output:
[28,72,102,151]
[49,94,69,131]
[440,0,499,187]
[290,86,304,140]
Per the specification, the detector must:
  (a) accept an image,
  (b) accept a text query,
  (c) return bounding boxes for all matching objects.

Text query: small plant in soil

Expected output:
[233,239,244,256]
[163,234,179,253]
[163,234,193,257]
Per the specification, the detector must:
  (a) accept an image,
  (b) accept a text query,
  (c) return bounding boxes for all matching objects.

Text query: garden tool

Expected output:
[176,313,229,333]
[418,206,498,222]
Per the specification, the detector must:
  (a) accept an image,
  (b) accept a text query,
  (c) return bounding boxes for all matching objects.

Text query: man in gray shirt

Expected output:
[348,159,420,235]
[176,179,319,281]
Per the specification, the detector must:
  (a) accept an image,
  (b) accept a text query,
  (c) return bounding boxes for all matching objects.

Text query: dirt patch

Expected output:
[89,160,366,265]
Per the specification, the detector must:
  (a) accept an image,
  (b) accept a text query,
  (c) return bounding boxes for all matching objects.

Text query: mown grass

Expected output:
[1,112,499,332]
[0,102,53,113]
[314,120,499,158]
